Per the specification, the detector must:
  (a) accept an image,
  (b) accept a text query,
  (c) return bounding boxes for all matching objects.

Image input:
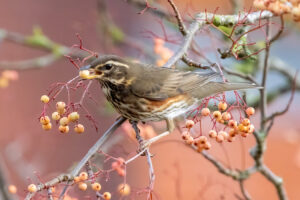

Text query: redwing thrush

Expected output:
[81,55,259,147]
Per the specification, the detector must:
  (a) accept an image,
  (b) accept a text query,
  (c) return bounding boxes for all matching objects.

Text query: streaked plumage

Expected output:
[84,55,257,122]
[82,55,259,147]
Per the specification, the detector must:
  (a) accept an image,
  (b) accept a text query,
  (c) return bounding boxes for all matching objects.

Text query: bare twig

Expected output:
[264,74,296,123]
[259,19,270,130]
[167,0,187,36]
[163,11,274,68]
[25,117,126,200]
[130,122,155,200]
[0,29,89,70]
[259,165,287,200]
[239,180,251,200]
[222,67,259,85]
[181,55,211,69]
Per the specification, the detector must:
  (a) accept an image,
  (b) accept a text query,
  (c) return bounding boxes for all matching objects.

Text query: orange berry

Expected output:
[116,168,126,177]
[59,125,69,133]
[238,123,244,131]
[68,112,80,122]
[2,70,18,81]
[56,101,66,110]
[79,70,90,79]
[216,134,224,143]
[217,118,225,124]
[218,102,227,111]
[161,48,173,60]
[51,112,60,120]
[229,129,237,137]
[203,142,211,150]
[92,182,102,191]
[185,120,195,129]
[156,59,166,67]
[219,131,228,139]
[208,130,217,138]
[292,6,300,17]
[118,183,131,196]
[59,117,69,126]
[8,185,17,194]
[241,132,248,137]
[154,38,164,48]
[201,108,210,116]
[78,182,87,191]
[27,184,37,193]
[74,124,85,134]
[58,108,66,115]
[42,123,52,131]
[40,95,50,103]
[213,111,222,119]
[181,131,190,140]
[228,120,237,128]
[254,0,266,10]
[227,136,235,142]
[111,161,119,170]
[242,118,250,126]
[79,172,88,181]
[197,146,204,153]
[103,192,112,200]
[0,77,9,88]
[185,135,194,145]
[222,112,231,121]
[74,176,81,183]
[246,107,255,116]
[40,116,50,125]
[198,136,208,144]
[117,157,125,166]
[248,124,255,133]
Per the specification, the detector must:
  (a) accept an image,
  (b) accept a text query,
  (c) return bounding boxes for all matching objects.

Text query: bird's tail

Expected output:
[192,82,262,99]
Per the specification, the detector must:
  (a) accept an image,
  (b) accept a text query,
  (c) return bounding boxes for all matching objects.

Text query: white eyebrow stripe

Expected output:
[104,61,130,68]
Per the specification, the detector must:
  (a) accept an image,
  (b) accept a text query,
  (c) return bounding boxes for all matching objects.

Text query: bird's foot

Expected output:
[137,140,154,157]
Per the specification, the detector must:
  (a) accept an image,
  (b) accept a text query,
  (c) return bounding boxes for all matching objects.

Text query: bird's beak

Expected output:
[79,65,102,80]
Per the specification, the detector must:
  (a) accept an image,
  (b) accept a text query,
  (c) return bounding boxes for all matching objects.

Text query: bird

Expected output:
[80,55,259,149]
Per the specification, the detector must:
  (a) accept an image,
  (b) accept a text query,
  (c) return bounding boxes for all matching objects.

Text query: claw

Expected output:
[137,140,154,157]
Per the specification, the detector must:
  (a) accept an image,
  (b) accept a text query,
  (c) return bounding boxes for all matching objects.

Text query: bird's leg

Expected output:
[130,121,143,144]
[130,121,147,155]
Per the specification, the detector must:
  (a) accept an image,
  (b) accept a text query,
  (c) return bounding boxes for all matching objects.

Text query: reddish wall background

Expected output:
[0,0,299,199]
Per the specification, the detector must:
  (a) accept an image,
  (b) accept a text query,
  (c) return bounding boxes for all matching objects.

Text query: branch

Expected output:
[259,165,287,200]
[25,117,126,200]
[239,180,251,200]
[125,0,170,19]
[167,0,187,36]
[163,10,274,68]
[0,29,89,70]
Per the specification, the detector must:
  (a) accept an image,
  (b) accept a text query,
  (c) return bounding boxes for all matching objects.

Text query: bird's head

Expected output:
[80,55,132,84]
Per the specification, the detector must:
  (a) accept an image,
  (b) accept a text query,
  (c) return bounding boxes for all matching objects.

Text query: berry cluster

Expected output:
[254,0,300,21]
[181,101,256,152]
[26,155,131,199]
[111,157,126,177]
[39,97,85,134]
[153,38,174,67]
[0,70,18,88]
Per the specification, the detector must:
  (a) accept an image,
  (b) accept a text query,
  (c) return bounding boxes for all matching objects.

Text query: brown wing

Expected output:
[129,66,219,100]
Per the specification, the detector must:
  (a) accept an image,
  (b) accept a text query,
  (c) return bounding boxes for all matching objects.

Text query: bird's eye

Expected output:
[104,64,113,70]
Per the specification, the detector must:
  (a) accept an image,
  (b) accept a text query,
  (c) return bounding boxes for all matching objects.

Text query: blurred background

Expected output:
[0,0,300,199]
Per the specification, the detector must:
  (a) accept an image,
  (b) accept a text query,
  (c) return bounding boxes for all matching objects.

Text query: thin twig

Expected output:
[239,180,251,200]
[25,117,126,200]
[260,19,270,130]
[167,0,187,36]
[259,165,287,200]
